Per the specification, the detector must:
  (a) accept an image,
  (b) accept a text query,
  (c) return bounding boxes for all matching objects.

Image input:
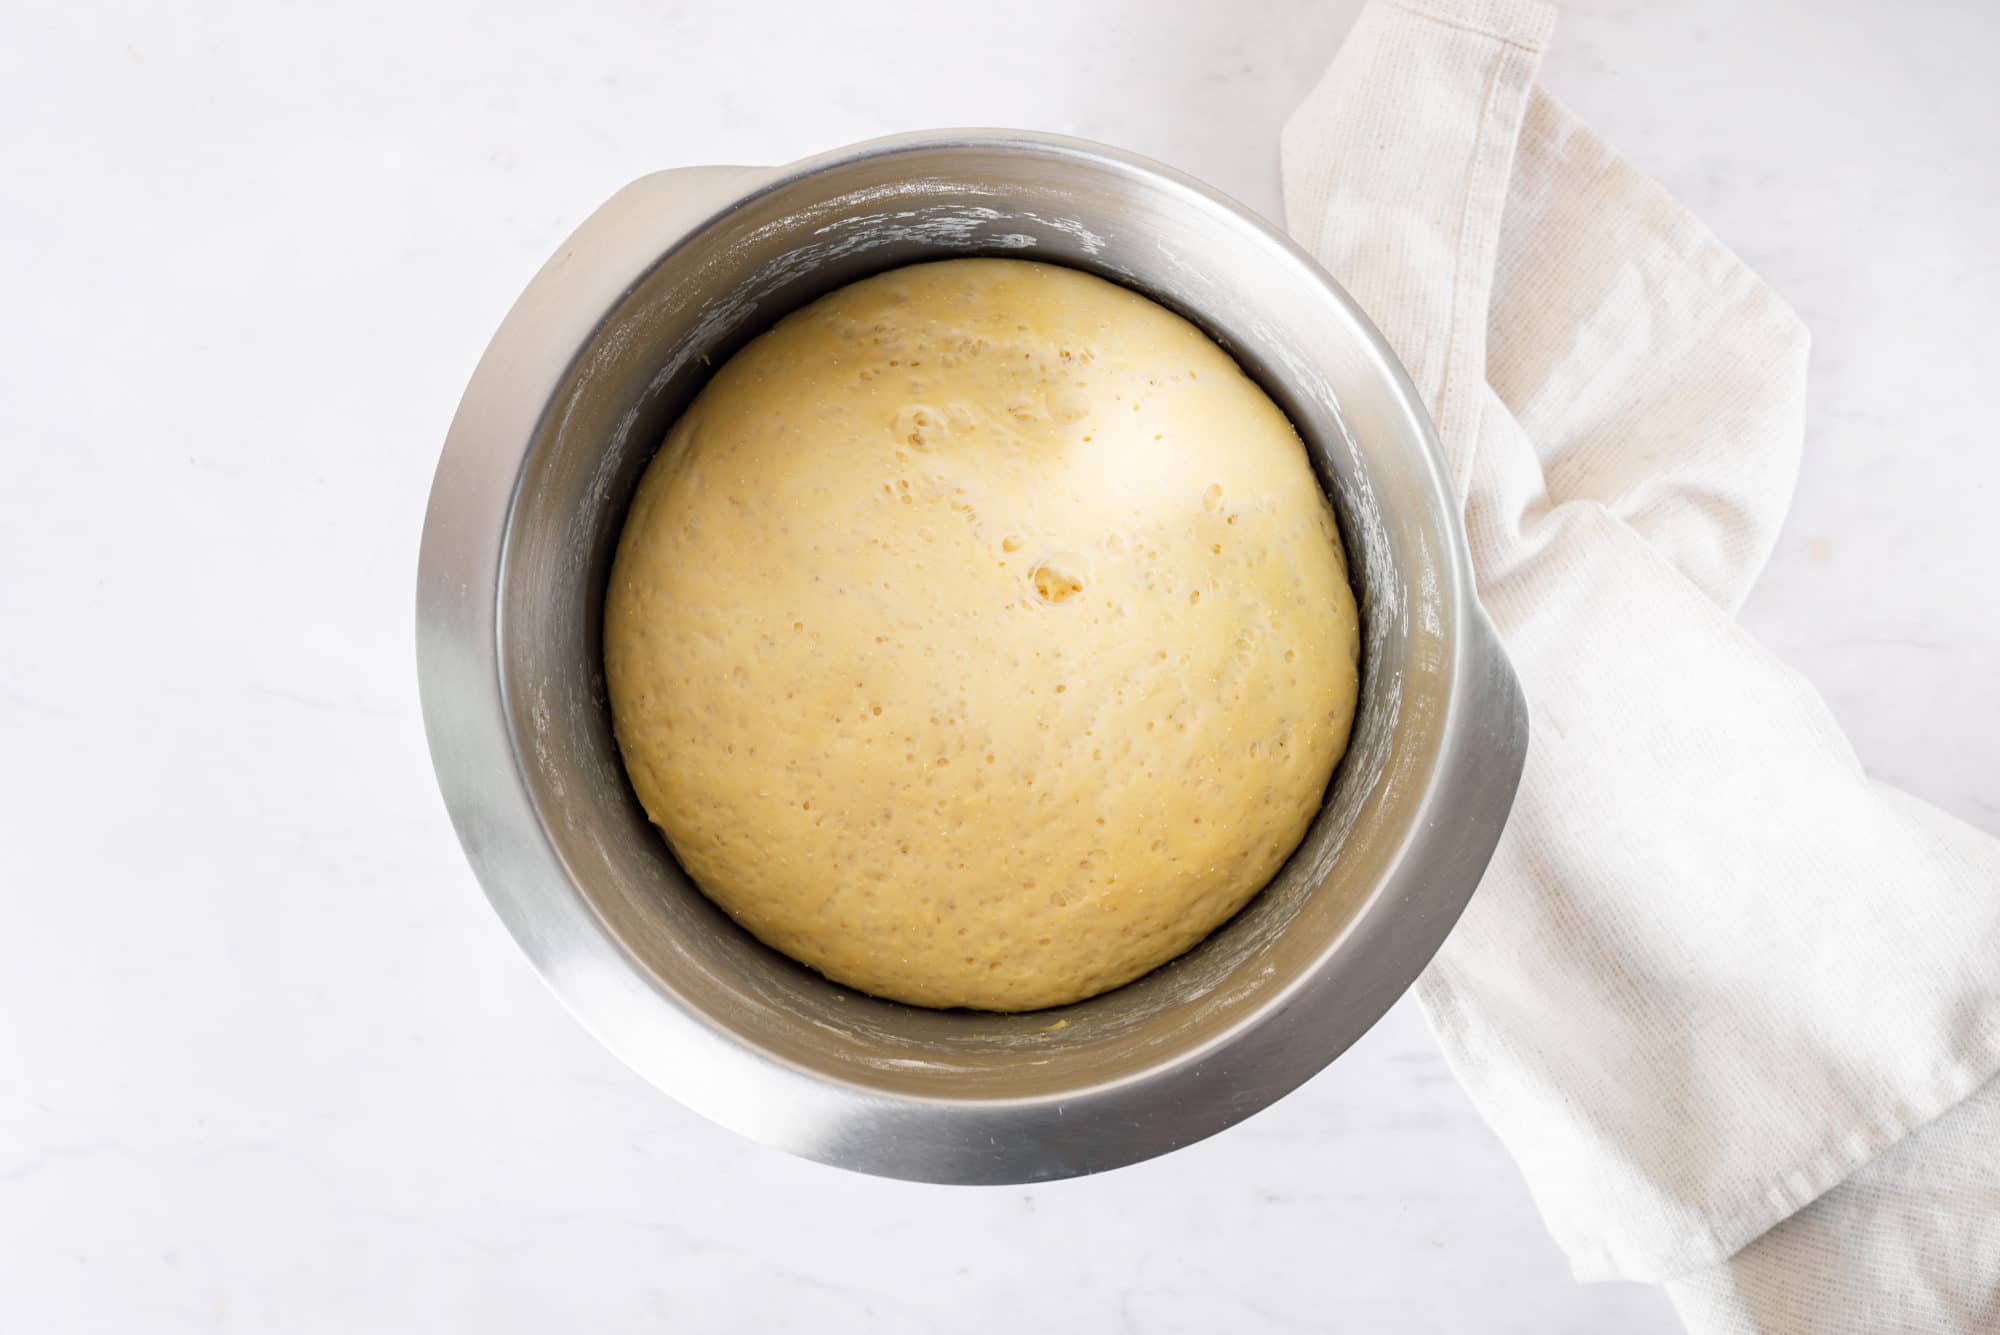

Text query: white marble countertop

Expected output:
[4,1,1995,1330]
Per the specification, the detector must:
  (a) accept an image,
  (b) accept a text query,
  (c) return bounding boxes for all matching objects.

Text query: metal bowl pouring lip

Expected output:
[417,128,1529,1184]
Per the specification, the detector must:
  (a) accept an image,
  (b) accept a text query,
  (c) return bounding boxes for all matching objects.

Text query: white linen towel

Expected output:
[1280,2,2000,1328]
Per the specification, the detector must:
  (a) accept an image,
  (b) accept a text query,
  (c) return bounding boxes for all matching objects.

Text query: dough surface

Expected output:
[604,258,1359,1010]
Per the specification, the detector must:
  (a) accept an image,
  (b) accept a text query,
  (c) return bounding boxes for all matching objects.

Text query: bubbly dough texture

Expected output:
[605,258,1359,1011]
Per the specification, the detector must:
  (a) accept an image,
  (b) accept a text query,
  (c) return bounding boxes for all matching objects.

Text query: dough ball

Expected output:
[604,258,1359,1011]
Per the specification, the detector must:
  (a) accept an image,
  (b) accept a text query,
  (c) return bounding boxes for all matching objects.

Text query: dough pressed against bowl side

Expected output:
[603,258,1361,1010]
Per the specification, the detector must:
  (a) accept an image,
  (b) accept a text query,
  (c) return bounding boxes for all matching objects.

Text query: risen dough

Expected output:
[605,258,1359,1011]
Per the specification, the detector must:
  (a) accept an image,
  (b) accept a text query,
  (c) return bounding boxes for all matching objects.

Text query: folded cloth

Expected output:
[1666,1073,2000,1333]
[1280,0,2000,1323]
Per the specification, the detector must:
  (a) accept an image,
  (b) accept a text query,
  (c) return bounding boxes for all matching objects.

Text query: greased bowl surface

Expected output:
[417,131,1527,1183]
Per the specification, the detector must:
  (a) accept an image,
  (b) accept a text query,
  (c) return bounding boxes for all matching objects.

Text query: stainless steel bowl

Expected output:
[417,130,1528,1183]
